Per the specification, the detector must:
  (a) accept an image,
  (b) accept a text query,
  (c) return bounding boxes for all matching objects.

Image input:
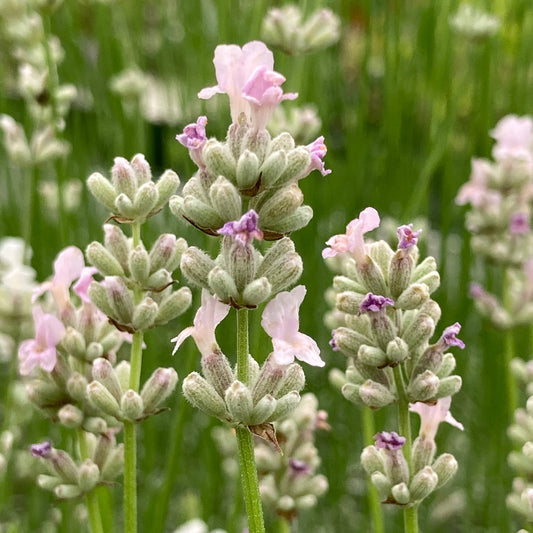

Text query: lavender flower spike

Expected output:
[438,322,465,350]
[31,440,52,458]
[374,431,405,451]
[218,209,264,245]
[397,224,422,250]
[359,293,394,314]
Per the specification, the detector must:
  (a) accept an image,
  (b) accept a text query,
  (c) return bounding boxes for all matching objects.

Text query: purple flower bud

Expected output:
[468,282,485,299]
[439,322,465,350]
[218,210,264,245]
[509,212,530,235]
[397,224,422,250]
[306,136,331,177]
[359,293,394,314]
[31,440,52,458]
[374,431,405,450]
[176,116,208,150]
[289,458,312,475]
[329,330,339,351]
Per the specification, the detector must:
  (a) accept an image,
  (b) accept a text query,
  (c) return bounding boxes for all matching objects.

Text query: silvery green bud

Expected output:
[412,257,438,283]
[93,434,115,470]
[131,153,151,185]
[437,353,456,377]
[83,417,108,434]
[38,474,62,491]
[243,127,271,160]
[131,297,158,331]
[408,370,440,402]
[266,205,313,234]
[154,169,180,210]
[410,466,438,502]
[252,355,285,403]
[114,194,136,219]
[369,241,394,278]
[78,460,100,492]
[182,372,229,420]
[58,404,84,428]
[27,381,64,406]
[225,381,254,424]
[103,224,130,271]
[432,453,458,488]
[133,182,158,219]
[359,380,396,409]
[259,150,287,188]
[121,390,144,421]
[416,271,441,294]
[242,277,271,306]
[167,237,188,272]
[389,252,415,298]
[87,381,122,419]
[361,445,385,475]
[111,157,137,200]
[412,436,436,472]
[203,140,236,182]
[129,245,150,283]
[146,268,172,291]
[67,373,88,403]
[228,242,255,292]
[236,150,260,190]
[371,471,392,500]
[208,266,239,303]
[402,314,435,349]
[387,337,409,365]
[278,495,296,512]
[209,176,242,220]
[249,395,277,425]
[342,382,362,404]
[368,312,397,352]
[101,444,124,480]
[269,391,301,420]
[358,345,387,367]
[149,234,177,274]
[183,196,224,230]
[115,361,131,392]
[86,242,125,277]
[356,256,388,296]
[87,173,117,212]
[51,450,79,484]
[435,376,462,399]
[275,363,305,396]
[336,291,365,315]
[168,195,184,219]
[391,482,410,505]
[334,327,371,357]
[257,238,297,279]
[180,247,216,288]
[100,330,122,353]
[155,287,192,324]
[419,299,442,323]
[88,281,115,317]
[276,147,311,186]
[140,367,178,413]
[62,327,86,360]
[396,284,430,310]
[333,275,364,293]
[55,484,82,499]
[383,449,410,487]
[200,351,234,398]
[86,342,104,361]
[258,185,303,227]
[329,368,348,390]
[92,358,122,402]
[102,276,134,324]
[270,132,295,152]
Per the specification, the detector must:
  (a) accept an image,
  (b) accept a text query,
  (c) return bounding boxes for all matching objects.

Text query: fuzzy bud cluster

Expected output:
[361,430,458,506]
[255,393,329,520]
[87,224,191,332]
[30,434,123,500]
[87,154,180,225]
[324,210,464,408]
[261,5,341,55]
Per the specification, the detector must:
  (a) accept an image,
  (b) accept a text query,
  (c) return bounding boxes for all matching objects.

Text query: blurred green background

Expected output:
[1,0,533,531]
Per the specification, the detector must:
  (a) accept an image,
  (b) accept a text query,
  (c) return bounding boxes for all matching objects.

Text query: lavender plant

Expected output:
[323,208,464,532]
[171,41,328,533]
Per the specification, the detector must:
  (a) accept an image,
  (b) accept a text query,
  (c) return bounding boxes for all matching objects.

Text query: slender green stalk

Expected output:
[78,430,104,533]
[503,268,518,418]
[392,366,418,533]
[274,517,291,533]
[235,308,265,533]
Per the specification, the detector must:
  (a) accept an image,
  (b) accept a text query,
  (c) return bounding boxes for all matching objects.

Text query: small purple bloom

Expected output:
[509,212,530,235]
[31,441,52,458]
[359,293,394,314]
[329,330,339,351]
[218,210,264,245]
[374,431,405,451]
[289,458,312,475]
[438,322,465,350]
[397,224,422,250]
[306,136,331,177]
[176,116,208,150]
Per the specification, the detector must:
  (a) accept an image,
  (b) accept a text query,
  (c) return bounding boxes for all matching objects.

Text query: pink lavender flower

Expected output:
[30,440,52,458]
[198,41,296,128]
[490,114,533,163]
[171,289,230,357]
[218,210,264,245]
[329,331,339,351]
[437,322,465,350]
[73,267,98,303]
[176,116,208,168]
[359,293,394,313]
[456,158,496,207]
[261,285,324,367]
[410,396,463,442]
[397,224,422,250]
[509,212,530,235]
[305,136,331,177]
[18,306,65,375]
[374,431,405,450]
[322,207,380,262]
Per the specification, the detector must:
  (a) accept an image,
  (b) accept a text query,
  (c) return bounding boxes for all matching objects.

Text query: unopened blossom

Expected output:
[374,431,405,451]
[18,306,65,375]
[490,115,533,163]
[306,136,331,177]
[410,396,464,442]
[359,293,394,313]
[171,289,230,357]
[218,210,263,245]
[176,116,208,167]
[288,458,312,476]
[322,207,380,262]
[510,212,530,235]
[397,224,422,249]
[261,285,324,367]
[329,331,339,351]
[437,322,465,350]
[30,440,52,458]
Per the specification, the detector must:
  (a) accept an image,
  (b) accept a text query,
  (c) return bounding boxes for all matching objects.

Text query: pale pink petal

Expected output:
[171,326,194,355]
[53,247,85,287]
[198,85,224,99]
[73,267,98,303]
[32,280,52,303]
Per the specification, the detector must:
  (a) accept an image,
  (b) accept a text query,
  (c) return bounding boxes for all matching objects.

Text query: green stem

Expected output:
[235,308,265,533]
[274,516,291,533]
[503,268,517,418]
[362,409,385,533]
[78,430,104,533]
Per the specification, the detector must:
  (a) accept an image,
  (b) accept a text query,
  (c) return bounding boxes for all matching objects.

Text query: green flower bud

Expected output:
[275,363,305,397]
[228,243,256,292]
[149,234,178,274]
[416,271,441,294]
[336,291,365,315]
[341,382,362,404]
[133,182,158,219]
[242,277,272,306]
[88,282,115,317]
[329,368,348,390]
[146,268,172,291]
[225,381,254,424]
[182,372,229,420]
[140,367,178,413]
[115,193,136,219]
[358,345,388,367]
[101,444,124,481]
[92,358,122,402]
[180,247,216,288]
[371,471,392,500]
[82,417,108,434]
[258,185,303,226]
[389,252,415,298]
[396,284,430,310]
[200,351,234,398]
[87,172,116,212]
[208,266,239,303]
[86,342,104,361]
[61,327,86,360]
[129,245,150,284]
[236,149,260,190]
[266,252,303,293]
[121,390,144,421]
[276,147,311,186]
[102,277,134,324]
[209,176,242,220]
[111,157,137,200]
[67,373,88,403]
[86,242,125,277]
[435,376,462,399]
[26,381,64,407]
[168,195,184,219]
[268,391,300,420]
[432,453,458,488]
[115,361,131,392]
[249,394,277,425]
[131,153,152,186]
[368,240,394,277]
[58,404,84,428]
[402,313,435,350]
[51,450,79,484]
[412,257,438,283]
[333,275,365,293]
[359,379,396,409]
[103,224,130,271]
[155,287,192,324]
[203,140,236,182]
[368,312,397,352]
[55,484,82,499]
[419,299,442,323]
[356,256,388,296]
[252,355,285,403]
[361,445,386,475]
[412,436,436,473]
[243,128,271,163]
[386,337,409,365]
[259,150,287,188]
[37,474,62,491]
[269,204,314,235]
[131,297,158,331]
[78,460,100,493]
[257,237,295,277]
[270,132,295,152]
[408,370,440,402]
[334,327,372,357]
[93,434,115,470]
[182,196,224,230]
[87,381,122,419]
[154,169,180,210]
[391,482,410,505]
